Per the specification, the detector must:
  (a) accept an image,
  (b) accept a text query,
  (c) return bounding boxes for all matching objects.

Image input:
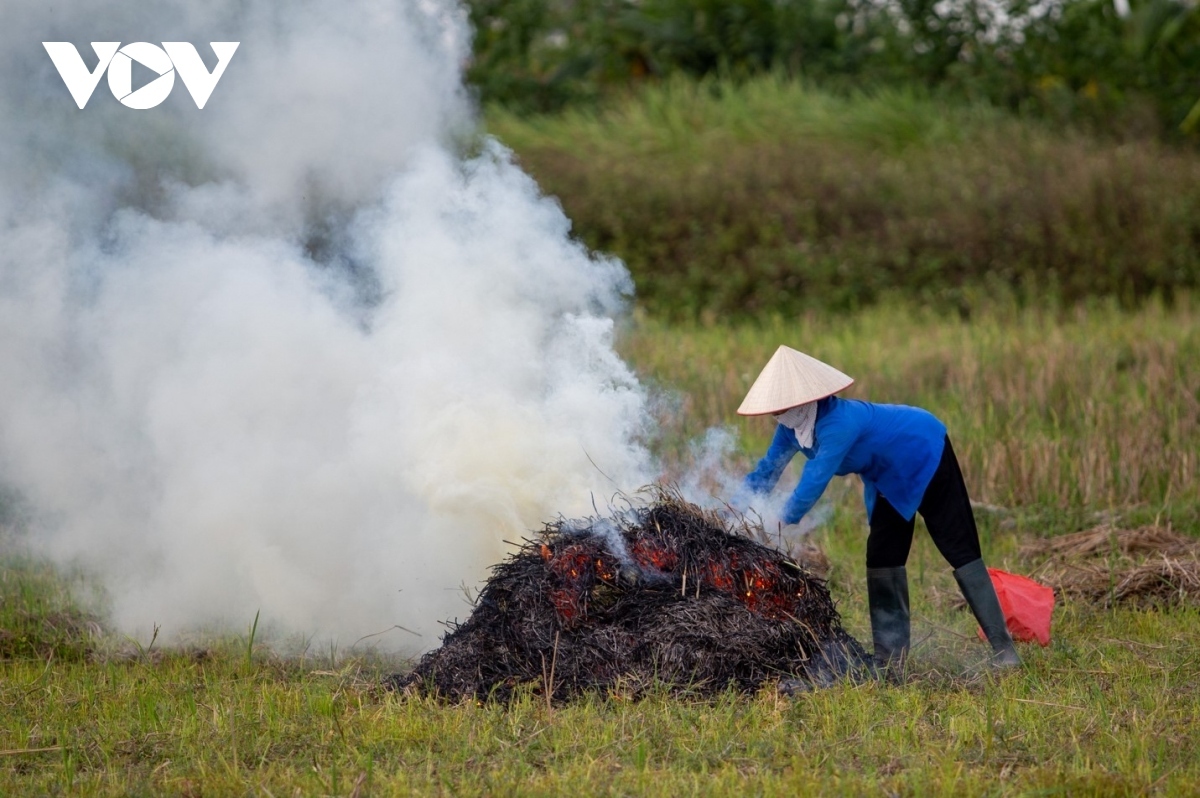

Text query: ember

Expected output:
[387,490,869,701]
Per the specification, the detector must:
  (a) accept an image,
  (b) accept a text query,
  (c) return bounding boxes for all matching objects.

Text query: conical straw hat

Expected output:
[737,346,854,416]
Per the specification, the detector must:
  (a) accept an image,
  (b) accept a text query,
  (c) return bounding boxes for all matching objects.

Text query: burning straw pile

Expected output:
[389,490,868,702]
[1023,525,1200,607]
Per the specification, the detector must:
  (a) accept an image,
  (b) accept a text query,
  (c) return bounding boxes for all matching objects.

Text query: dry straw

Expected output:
[1024,525,1200,607]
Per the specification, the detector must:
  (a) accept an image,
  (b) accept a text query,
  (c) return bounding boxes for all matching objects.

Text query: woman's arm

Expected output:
[732,424,800,510]
[780,417,858,524]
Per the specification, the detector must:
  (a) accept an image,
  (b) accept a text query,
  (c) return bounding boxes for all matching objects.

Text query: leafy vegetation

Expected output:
[466,0,1200,140]
[489,78,1200,319]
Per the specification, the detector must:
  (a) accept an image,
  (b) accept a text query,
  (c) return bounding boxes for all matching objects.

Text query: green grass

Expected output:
[487,75,1200,319]
[0,558,98,663]
[2,533,1199,795]
[3,297,1199,795]
[488,75,1014,156]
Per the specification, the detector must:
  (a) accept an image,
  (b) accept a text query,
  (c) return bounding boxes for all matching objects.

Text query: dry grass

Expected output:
[1019,524,1200,608]
[1046,555,1200,607]
[1021,524,1196,560]
[622,299,1200,513]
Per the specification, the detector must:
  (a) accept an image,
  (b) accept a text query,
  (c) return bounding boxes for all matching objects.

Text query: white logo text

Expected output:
[43,42,239,109]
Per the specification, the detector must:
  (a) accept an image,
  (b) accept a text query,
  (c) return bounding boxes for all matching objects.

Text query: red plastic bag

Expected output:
[976,568,1055,646]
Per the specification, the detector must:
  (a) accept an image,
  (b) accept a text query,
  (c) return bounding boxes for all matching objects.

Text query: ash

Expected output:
[387,490,869,701]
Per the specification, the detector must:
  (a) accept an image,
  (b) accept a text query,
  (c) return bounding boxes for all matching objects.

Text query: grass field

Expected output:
[488,77,1200,319]
[627,297,1200,523]
[3,298,1199,795]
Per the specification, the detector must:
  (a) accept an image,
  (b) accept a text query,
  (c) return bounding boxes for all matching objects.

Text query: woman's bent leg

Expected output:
[920,436,1020,667]
[916,436,982,568]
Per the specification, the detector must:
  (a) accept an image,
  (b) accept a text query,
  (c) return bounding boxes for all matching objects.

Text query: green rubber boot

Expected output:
[867,566,911,677]
[954,558,1022,669]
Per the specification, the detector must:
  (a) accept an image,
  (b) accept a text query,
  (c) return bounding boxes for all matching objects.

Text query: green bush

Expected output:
[490,78,1200,319]
[465,0,1200,140]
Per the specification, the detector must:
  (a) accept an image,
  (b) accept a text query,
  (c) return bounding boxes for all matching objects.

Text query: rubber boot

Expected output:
[953,558,1022,669]
[866,566,911,677]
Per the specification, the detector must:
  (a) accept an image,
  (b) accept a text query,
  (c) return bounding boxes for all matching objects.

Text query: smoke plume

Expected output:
[0,0,654,648]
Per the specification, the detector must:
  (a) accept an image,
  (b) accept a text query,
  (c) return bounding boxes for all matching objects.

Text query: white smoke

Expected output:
[0,0,654,648]
[675,427,747,510]
[677,426,841,553]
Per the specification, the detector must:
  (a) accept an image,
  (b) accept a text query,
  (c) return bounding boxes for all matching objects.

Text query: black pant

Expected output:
[865,436,982,570]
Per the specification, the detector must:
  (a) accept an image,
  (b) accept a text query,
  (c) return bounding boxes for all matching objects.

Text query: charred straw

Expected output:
[387,488,868,702]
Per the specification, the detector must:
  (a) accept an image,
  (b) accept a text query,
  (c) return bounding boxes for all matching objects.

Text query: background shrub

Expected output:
[490,79,1200,319]
[466,0,1200,141]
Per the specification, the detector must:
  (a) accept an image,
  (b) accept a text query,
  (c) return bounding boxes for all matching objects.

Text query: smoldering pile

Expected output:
[388,490,869,702]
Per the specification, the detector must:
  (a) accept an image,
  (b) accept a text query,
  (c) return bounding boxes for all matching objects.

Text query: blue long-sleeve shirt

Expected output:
[741,396,947,524]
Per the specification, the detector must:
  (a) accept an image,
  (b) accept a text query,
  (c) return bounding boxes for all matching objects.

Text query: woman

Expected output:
[733,345,1020,670]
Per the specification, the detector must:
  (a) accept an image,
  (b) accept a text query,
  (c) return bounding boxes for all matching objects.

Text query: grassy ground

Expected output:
[627,297,1200,524]
[0,601,1197,795]
[3,299,1199,795]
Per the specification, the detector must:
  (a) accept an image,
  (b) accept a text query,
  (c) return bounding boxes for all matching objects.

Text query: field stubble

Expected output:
[1,565,1198,795]
[2,299,1199,794]
[627,298,1200,522]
